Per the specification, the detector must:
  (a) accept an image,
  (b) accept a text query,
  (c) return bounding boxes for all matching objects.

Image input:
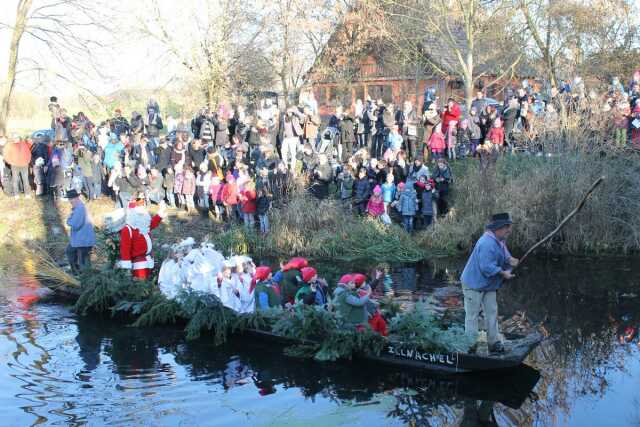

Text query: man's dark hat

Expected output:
[66,189,80,199]
[487,212,513,230]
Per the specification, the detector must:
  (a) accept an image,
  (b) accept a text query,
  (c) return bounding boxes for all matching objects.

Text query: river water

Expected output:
[1,257,639,426]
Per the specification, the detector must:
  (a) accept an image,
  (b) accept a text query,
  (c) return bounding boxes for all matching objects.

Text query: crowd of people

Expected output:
[0,70,639,234]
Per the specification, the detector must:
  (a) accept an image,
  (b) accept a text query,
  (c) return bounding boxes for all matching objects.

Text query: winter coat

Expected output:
[173,172,184,194]
[303,113,321,140]
[340,114,356,143]
[486,127,505,146]
[433,166,452,195]
[77,151,94,178]
[189,144,207,168]
[333,286,369,326]
[199,117,216,144]
[256,194,271,215]
[181,173,196,195]
[408,164,430,182]
[468,119,482,140]
[155,145,172,171]
[4,140,32,167]
[215,116,229,146]
[221,181,238,205]
[170,147,189,168]
[66,202,96,248]
[103,141,124,169]
[352,177,371,203]
[398,187,418,216]
[419,186,434,215]
[457,127,472,146]
[367,195,385,216]
[209,183,224,202]
[146,112,163,137]
[255,281,281,310]
[441,104,461,131]
[31,142,50,166]
[240,189,257,214]
[340,174,354,200]
[381,182,396,204]
[428,131,446,153]
[47,165,64,187]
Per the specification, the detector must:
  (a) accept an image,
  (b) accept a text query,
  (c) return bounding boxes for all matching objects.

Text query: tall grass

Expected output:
[418,152,640,255]
[210,194,429,263]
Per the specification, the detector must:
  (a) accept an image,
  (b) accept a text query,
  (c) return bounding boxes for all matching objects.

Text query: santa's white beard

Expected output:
[126,208,151,234]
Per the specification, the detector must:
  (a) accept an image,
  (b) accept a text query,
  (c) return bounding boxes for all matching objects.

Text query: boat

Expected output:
[47,283,544,374]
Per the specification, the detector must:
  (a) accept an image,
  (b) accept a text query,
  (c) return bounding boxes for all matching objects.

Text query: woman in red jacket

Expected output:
[441,98,461,135]
[239,181,257,229]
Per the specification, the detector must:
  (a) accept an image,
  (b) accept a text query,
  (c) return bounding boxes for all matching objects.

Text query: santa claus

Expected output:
[117,198,167,280]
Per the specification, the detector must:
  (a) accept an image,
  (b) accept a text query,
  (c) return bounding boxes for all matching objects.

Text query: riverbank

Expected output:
[1,150,638,268]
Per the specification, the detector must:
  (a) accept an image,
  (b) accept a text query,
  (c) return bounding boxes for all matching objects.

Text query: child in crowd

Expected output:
[240,181,257,229]
[208,174,224,220]
[163,167,176,207]
[446,120,457,160]
[428,123,446,160]
[256,187,271,234]
[182,167,196,213]
[396,181,418,233]
[338,166,354,211]
[456,119,471,158]
[381,172,396,214]
[415,176,436,228]
[196,165,212,210]
[221,173,239,221]
[148,168,164,204]
[47,157,64,200]
[366,185,387,223]
[486,117,505,149]
[352,167,370,215]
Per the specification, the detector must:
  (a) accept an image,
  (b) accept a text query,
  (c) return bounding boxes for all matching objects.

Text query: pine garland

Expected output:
[387,300,472,353]
[74,269,154,315]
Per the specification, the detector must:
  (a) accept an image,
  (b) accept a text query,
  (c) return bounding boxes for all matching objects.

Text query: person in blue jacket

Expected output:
[65,189,96,274]
[460,213,518,353]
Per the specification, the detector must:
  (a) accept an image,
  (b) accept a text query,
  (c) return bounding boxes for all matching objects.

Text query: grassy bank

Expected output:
[417,152,640,256]
[1,151,638,272]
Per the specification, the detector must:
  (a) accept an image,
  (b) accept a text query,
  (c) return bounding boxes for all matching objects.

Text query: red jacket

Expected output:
[487,127,504,146]
[221,182,238,205]
[240,189,257,214]
[4,140,32,167]
[441,104,461,132]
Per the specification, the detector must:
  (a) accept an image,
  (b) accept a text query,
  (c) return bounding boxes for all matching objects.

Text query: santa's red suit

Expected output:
[117,202,163,280]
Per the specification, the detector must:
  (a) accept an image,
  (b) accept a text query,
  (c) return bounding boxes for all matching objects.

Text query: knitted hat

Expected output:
[373,185,382,194]
[352,273,367,288]
[338,274,354,285]
[300,267,317,283]
[283,257,308,271]
[255,266,272,281]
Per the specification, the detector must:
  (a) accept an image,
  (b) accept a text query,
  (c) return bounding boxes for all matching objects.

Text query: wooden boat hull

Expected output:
[240,329,543,374]
[47,284,544,374]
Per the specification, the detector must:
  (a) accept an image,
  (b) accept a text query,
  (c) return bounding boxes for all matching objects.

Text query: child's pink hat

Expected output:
[373,185,382,194]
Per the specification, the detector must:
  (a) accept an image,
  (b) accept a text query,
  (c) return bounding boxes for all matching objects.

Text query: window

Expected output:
[367,85,393,103]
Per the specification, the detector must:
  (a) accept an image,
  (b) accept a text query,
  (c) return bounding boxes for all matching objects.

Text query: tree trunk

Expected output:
[0,0,33,136]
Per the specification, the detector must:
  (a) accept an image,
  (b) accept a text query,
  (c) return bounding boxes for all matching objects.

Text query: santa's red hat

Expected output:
[352,273,367,288]
[300,267,317,283]
[255,266,272,281]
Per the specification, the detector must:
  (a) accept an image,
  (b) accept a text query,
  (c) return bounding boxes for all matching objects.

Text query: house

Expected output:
[304,15,535,114]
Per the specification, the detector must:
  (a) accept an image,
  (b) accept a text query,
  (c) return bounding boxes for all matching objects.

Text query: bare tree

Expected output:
[136,0,272,108]
[372,0,524,108]
[0,0,111,134]
[517,0,638,87]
